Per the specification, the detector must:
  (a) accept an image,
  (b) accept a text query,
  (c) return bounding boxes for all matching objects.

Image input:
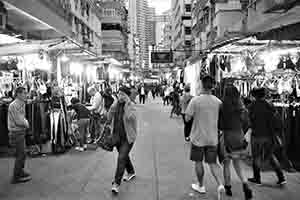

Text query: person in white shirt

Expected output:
[185,76,225,200]
[87,86,104,142]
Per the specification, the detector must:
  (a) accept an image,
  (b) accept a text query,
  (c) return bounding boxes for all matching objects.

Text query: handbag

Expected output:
[96,124,114,152]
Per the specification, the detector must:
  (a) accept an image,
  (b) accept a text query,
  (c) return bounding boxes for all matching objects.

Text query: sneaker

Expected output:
[248,178,262,186]
[83,144,88,150]
[217,185,225,200]
[75,147,84,152]
[277,179,287,186]
[224,185,233,196]
[287,168,297,173]
[112,183,120,194]
[11,173,32,184]
[123,173,136,182]
[191,183,206,194]
[243,184,253,200]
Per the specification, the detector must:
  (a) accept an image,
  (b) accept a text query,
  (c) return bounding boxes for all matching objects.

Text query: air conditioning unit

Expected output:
[264,0,300,13]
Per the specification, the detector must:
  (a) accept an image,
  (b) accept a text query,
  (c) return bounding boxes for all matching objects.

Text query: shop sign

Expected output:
[151,52,173,63]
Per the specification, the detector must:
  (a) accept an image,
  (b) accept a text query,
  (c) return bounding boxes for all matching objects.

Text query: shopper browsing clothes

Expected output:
[87,86,105,143]
[69,97,91,152]
[185,76,225,200]
[107,86,137,194]
[247,88,286,186]
[180,85,193,142]
[8,87,31,184]
[219,85,253,200]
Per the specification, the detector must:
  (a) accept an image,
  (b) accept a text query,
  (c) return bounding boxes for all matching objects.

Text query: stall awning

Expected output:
[0,37,98,61]
[210,36,300,54]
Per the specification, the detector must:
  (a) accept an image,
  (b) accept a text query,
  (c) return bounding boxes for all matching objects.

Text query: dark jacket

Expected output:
[248,99,279,138]
[69,103,90,119]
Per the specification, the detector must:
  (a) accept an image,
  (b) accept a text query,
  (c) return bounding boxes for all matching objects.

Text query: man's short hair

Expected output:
[201,75,214,90]
[87,86,96,94]
[15,87,25,96]
[71,97,80,104]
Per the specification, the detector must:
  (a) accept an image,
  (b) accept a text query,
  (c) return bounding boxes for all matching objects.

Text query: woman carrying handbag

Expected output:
[103,86,137,194]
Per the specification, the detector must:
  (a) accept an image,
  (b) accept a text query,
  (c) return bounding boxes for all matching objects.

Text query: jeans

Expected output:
[77,118,90,146]
[114,140,135,185]
[9,133,26,179]
[182,114,193,138]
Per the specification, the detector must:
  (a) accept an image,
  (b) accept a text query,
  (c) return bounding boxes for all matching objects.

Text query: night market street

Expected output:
[0,98,299,200]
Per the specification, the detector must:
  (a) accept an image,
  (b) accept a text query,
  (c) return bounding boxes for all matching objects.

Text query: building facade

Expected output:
[4,0,102,56]
[128,0,153,69]
[191,0,247,56]
[171,0,192,66]
[97,0,129,62]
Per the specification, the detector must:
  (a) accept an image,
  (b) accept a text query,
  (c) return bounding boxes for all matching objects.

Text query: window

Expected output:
[182,16,192,20]
[185,40,191,46]
[101,23,122,31]
[185,27,191,35]
[185,4,191,12]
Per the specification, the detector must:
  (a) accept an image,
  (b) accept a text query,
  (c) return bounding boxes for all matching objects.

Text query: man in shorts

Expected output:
[185,76,225,200]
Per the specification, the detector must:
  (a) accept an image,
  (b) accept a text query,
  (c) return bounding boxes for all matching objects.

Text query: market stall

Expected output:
[206,36,300,168]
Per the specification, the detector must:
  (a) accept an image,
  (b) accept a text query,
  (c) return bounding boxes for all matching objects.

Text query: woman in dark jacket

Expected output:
[219,85,253,200]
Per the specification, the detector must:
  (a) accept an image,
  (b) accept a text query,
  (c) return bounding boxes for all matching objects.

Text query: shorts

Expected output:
[190,144,217,164]
[224,148,247,161]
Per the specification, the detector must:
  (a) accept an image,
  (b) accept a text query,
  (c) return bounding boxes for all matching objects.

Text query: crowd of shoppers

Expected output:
[6,76,294,200]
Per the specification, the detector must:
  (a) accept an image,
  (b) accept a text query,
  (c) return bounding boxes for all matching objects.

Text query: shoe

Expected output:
[191,183,206,194]
[83,144,88,150]
[112,183,120,194]
[123,173,136,182]
[248,178,262,186]
[11,173,32,184]
[185,137,191,142]
[277,179,287,186]
[287,168,297,173]
[75,147,84,152]
[217,185,225,200]
[243,184,253,200]
[224,185,233,196]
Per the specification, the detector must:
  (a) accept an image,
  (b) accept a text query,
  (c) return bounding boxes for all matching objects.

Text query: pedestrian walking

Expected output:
[138,84,146,104]
[108,86,137,194]
[69,97,91,152]
[170,88,180,118]
[219,85,253,200]
[8,87,31,184]
[247,88,287,186]
[185,76,225,200]
[180,85,193,142]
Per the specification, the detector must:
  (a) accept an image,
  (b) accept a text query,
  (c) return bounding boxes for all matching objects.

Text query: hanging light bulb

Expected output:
[61,52,69,62]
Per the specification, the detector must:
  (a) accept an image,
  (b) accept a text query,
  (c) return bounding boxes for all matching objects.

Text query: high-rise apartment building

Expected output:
[171,0,192,66]
[128,0,155,69]
[147,7,156,46]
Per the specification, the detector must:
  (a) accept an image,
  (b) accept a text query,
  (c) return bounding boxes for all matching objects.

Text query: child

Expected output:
[69,97,91,151]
